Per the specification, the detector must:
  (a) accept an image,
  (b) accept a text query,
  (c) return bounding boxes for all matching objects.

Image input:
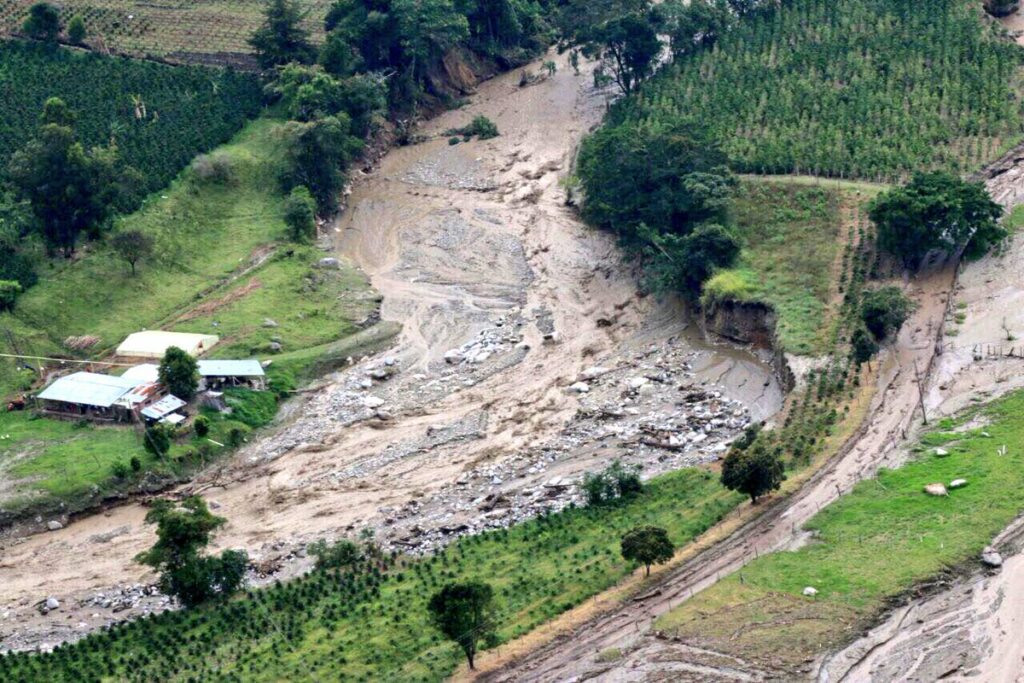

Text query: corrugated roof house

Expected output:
[197,359,266,390]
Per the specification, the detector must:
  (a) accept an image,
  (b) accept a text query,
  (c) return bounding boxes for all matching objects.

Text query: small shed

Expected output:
[140,394,187,423]
[37,372,140,422]
[197,359,267,390]
[116,331,219,359]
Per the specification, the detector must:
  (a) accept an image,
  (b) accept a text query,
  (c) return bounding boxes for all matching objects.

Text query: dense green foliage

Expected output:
[581,459,643,505]
[158,346,199,401]
[720,437,785,503]
[611,0,1024,180]
[1,468,738,681]
[22,2,60,42]
[0,41,261,196]
[860,286,912,341]
[620,525,674,576]
[135,497,248,608]
[870,172,1005,268]
[427,581,496,669]
[284,185,317,241]
[249,0,317,68]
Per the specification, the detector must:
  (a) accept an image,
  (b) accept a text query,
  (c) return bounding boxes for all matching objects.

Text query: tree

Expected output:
[249,0,316,69]
[143,423,172,457]
[869,172,1004,270]
[559,0,660,94]
[427,581,496,670]
[654,0,732,60]
[720,440,785,503]
[23,3,60,42]
[582,460,643,505]
[8,98,122,256]
[0,280,22,312]
[850,326,879,365]
[67,15,87,44]
[861,286,912,341]
[279,115,363,214]
[284,186,317,241]
[577,118,734,241]
[135,497,249,607]
[110,229,154,276]
[159,346,199,400]
[620,526,674,576]
[642,222,740,295]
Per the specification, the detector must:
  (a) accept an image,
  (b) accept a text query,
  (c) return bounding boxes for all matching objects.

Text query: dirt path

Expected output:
[0,53,781,652]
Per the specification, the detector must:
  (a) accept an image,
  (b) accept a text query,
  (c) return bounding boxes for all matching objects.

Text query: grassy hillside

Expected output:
[0,0,332,66]
[655,390,1024,672]
[619,0,1024,181]
[0,116,382,520]
[0,468,742,682]
[704,179,884,356]
[0,40,261,192]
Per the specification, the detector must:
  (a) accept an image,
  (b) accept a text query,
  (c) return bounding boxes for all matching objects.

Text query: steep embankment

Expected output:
[0,51,782,654]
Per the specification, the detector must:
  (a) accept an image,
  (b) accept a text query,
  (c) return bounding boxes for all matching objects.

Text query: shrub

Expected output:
[582,460,642,506]
[0,280,23,311]
[190,152,235,185]
[447,115,499,140]
[283,185,317,242]
[193,415,210,438]
[130,455,142,472]
[308,538,362,570]
[143,423,172,458]
[67,16,86,44]
[861,286,912,341]
[111,460,131,479]
[23,3,60,42]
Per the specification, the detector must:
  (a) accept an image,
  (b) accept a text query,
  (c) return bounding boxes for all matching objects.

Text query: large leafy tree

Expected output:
[158,346,200,400]
[577,118,735,240]
[135,497,249,608]
[860,286,912,341]
[557,0,660,94]
[250,0,317,69]
[7,98,122,256]
[427,581,496,670]
[654,0,732,60]
[720,440,785,503]
[22,2,60,42]
[869,171,1004,270]
[642,222,740,295]
[280,115,363,214]
[620,526,674,576]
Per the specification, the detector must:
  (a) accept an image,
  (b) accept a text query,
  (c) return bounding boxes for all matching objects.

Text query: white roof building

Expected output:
[141,395,187,421]
[121,363,160,384]
[116,331,219,359]
[197,360,265,378]
[37,372,140,408]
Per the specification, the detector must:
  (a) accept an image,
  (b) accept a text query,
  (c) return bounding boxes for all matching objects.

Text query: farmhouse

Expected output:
[36,372,162,422]
[116,330,219,359]
[197,359,266,390]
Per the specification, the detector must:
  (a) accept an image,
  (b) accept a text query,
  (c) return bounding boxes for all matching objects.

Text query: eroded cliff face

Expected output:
[701,299,797,393]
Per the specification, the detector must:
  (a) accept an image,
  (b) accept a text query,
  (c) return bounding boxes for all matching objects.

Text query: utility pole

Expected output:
[913,359,928,425]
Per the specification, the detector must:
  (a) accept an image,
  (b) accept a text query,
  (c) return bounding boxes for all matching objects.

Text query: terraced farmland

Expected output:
[0,0,333,66]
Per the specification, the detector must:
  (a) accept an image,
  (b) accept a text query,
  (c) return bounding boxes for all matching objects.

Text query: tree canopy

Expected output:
[870,172,1004,269]
[620,526,674,576]
[427,581,496,670]
[23,3,60,42]
[158,346,199,400]
[861,286,912,341]
[720,439,785,503]
[250,0,317,69]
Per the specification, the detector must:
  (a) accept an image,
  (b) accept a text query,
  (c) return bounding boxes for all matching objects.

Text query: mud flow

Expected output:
[0,53,782,653]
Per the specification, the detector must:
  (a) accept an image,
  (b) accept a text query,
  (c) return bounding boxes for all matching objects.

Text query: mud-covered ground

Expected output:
[0,53,782,653]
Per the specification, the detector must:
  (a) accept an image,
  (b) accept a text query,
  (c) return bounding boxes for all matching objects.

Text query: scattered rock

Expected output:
[949,478,968,489]
[981,547,1003,568]
[363,396,386,409]
[444,349,464,364]
[933,447,950,457]
[318,257,341,269]
[802,586,818,597]
[46,520,63,531]
[568,382,590,394]
[923,483,948,496]
[262,318,278,328]
[45,597,60,611]
[580,366,611,381]
[268,341,283,352]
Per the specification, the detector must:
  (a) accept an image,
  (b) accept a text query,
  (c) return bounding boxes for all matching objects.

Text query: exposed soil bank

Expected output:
[702,299,796,393]
[0,52,782,653]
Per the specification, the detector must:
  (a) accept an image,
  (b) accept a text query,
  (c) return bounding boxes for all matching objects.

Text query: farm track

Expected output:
[0,52,783,653]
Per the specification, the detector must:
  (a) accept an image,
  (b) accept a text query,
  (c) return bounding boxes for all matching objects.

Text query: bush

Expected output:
[190,152,235,185]
[23,3,60,42]
[0,280,23,311]
[283,185,317,242]
[143,423,172,457]
[67,16,86,44]
[582,460,642,506]
[861,287,912,341]
[130,456,142,472]
[111,460,131,479]
[308,538,362,570]
[447,115,499,140]
[193,415,210,438]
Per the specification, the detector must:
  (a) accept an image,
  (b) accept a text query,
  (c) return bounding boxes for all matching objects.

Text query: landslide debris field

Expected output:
[0,53,783,655]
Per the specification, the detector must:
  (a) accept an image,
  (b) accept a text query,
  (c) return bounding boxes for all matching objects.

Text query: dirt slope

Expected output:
[0,53,781,652]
